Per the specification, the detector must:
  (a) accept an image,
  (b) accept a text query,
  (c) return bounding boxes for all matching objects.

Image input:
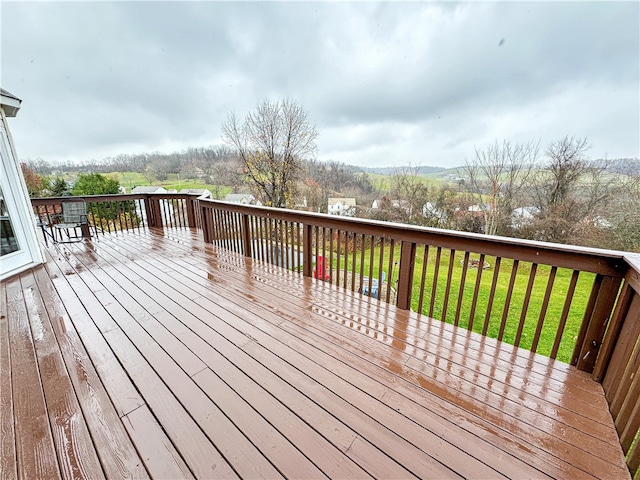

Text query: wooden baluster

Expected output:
[468,253,486,331]
[514,263,538,347]
[396,241,417,310]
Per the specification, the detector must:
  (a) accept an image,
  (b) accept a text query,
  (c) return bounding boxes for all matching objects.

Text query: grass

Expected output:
[316,237,592,364]
[368,173,444,193]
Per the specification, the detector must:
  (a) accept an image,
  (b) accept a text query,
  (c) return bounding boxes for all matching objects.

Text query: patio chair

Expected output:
[53,199,89,243]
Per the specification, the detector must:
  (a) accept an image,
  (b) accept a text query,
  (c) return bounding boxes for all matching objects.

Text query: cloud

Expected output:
[1,1,638,167]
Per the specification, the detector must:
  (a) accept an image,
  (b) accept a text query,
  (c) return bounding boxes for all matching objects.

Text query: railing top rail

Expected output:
[623,254,640,291]
[31,194,146,205]
[31,192,203,205]
[201,199,631,277]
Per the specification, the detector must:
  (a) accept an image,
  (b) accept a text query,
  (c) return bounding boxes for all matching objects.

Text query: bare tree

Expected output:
[524,136,622,247]
[594,159,640,251]
[389,164,429,224]
[222,99,318,208]
[464,139,539,235]
[537,136,590,209]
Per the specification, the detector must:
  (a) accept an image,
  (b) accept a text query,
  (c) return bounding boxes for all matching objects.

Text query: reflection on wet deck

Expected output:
[1,227,630,479]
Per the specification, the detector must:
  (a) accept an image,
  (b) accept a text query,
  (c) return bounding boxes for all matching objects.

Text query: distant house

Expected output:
[224,193,259,205]
[180,188,212,199]
[423,202,447,221]
[372,198,411,214]
[328,198,356,217]
[468,203,488,213]
[511,206,540,228]
[131,186,167,194]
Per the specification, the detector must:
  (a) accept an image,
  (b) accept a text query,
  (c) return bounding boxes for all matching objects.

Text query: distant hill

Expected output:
[592,158,640,175]
[360,166,447,175]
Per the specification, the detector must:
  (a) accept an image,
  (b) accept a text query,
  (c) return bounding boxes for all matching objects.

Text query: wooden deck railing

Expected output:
[29,194,640,476]
[31,193,201,238]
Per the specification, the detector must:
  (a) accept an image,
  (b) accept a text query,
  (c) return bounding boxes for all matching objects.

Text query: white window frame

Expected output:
[0,108,44,280]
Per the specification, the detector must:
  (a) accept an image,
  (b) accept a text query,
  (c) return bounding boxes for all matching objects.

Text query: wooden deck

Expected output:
[1,227,630,479]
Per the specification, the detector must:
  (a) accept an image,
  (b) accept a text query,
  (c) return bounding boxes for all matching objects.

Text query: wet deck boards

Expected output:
[1,227,630,479]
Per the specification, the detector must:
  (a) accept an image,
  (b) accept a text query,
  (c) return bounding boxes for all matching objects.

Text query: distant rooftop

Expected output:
[328,197,356,206]
[131,186,168,194]
[180,188,211,198]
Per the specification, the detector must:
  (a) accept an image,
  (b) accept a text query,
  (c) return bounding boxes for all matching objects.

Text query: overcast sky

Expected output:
[2,1,638,168]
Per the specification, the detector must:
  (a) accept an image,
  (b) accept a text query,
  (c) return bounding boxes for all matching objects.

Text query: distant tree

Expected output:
[50,177,69,197]
[590,159,640,252]
[531,136,613,245]
[389,165,429,224]
[25,158,53,175]
[464,139,539,236]
[72,173,120,196]
[222,98,318,208]
[299,178,324,212]
[210,162,244,193]
[20,162,48,197]
[370,195,407,223]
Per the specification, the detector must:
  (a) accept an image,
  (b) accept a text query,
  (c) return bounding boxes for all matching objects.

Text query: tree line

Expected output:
[21,98,640,252]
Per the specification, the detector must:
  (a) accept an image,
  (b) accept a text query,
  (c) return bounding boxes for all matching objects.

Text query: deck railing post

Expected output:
[396,241,417,310]
[201,205,211,243]
[186,196,197,228]
[151,196,163,228]
[241,213,252,258]
[573,275,623,373]
[303,223,312,277]
[143,195,155,228]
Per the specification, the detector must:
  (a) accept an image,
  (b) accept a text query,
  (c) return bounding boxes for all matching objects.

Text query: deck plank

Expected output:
[121,405,194,480]
[0,282,17,480]
[5,275,61,480]
[57,244,314,478]
[44,247,240,480]
[19,271,105,480]
[189,238,614,428]
[31,263,149,479]
[163,228,607,395]
[90,241,484,478]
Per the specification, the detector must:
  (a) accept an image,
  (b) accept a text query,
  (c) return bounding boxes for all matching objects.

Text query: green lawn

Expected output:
[368,173,444,193]
[319,237,592,364]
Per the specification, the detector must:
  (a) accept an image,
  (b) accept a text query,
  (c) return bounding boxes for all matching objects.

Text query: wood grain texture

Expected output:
[19,271,104,480]
[121,405,193,479]
[44,249,238,480]
[5,275,61,480]
[0,282,17,480]
[35,260,149,479]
